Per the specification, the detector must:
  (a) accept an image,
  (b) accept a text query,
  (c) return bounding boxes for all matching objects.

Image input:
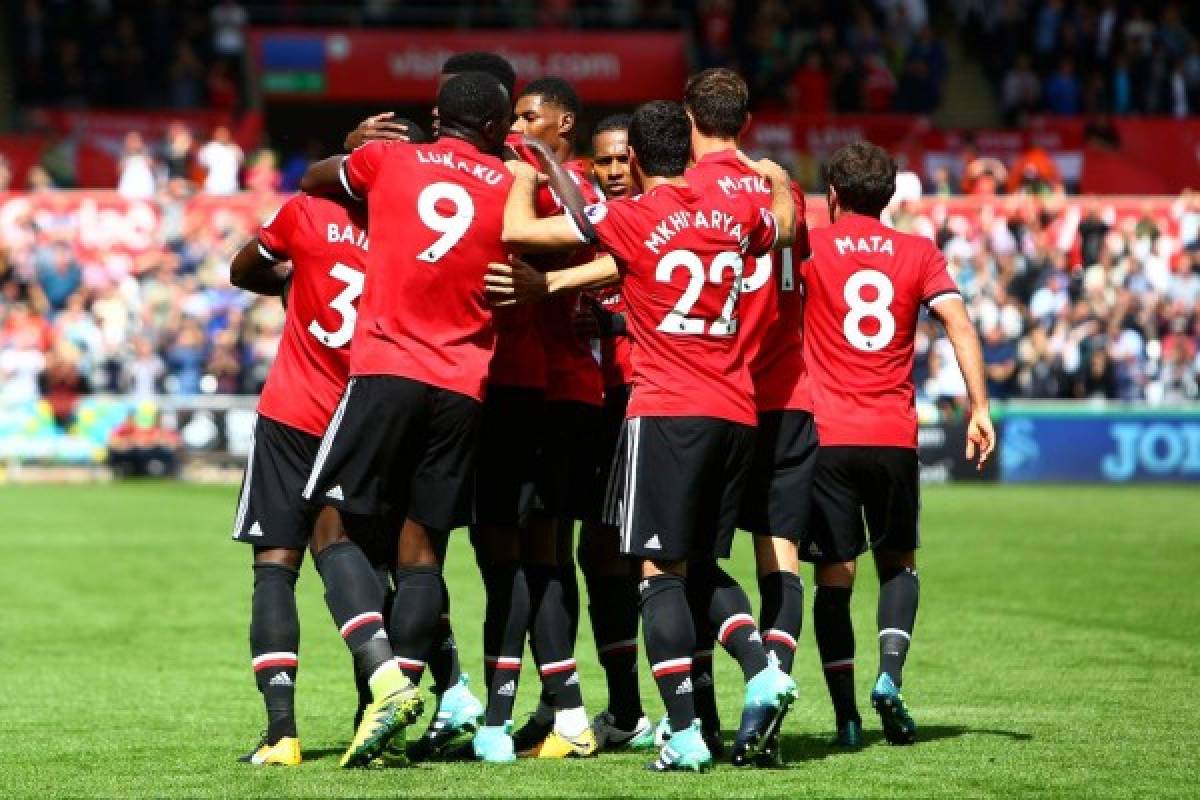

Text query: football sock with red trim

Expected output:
[527,564,584,711]
[314,540,393,684]
[640,574,695,733]
[758,570,804,673]
[586,574,643,729]
[481,561,529,726]
[815,585,860,725]
[690,633,721,736]
[250,562,300,744]
[388,565,444,687]
[692,563,769,681]
[877,566,919,686]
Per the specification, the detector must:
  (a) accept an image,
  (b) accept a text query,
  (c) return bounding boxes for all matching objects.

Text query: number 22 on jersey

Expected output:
[656,250,743,335]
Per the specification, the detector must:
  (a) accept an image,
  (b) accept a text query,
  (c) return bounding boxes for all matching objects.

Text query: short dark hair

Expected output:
[683,68,749,140]
[441,52,517,97]
[628,101,691,178]
[519,76,581,116]
[437,72,512,136]
[393,117,427,144]
[593,113,631,137]
[826,141,897,217]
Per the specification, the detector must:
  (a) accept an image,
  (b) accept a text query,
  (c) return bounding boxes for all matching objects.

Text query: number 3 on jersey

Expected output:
[843,269,895,351]
[309,262,364,349]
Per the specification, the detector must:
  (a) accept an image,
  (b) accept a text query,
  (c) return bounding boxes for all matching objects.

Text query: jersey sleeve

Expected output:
[256,194,305,263]
[342,140,392,200]
[744,206,780,258]
[573,200,641,273]
[920,246,961,308]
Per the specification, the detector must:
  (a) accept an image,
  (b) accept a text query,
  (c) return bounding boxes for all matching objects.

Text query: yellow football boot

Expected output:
[239,735,302,766]
[340,680,424,768]
[518,727,599,759]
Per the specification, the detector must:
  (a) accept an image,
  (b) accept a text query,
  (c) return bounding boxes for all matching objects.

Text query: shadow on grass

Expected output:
[771,725,1033,765]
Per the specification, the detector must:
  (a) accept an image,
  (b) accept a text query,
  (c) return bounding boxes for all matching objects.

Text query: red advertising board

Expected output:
[250,28,688,104]
[0,136,49,190]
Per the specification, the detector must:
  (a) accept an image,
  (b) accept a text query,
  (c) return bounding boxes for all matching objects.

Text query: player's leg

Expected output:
[469,526,527,762]
[805,446,870,748]
[425,530,462,697]
[865,447,922,745]
[755,537,803,673]
[303,377,429,767]
[387,519,446,690]
[518,515,595,758]
[230,415,323,767]
[243,546,303,766]
[578,521,652,750]
[687,620,722,755]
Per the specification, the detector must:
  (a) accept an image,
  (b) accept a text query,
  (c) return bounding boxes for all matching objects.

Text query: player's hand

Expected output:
[965,407,996,471]
[485,256,548,305]
[345,112,411,150]
[504,160,549,185]
[736,151,790,186]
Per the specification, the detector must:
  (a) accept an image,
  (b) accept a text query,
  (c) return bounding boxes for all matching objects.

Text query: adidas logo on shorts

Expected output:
[269,672,294,687]
[247,521,263,537]
[326,485,345,501]
[675,677,693,695]
[497,680,517,697]
[644,534,662,550]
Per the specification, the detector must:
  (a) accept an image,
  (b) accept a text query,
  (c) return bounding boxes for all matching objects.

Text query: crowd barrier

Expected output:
[3,396,1196,484]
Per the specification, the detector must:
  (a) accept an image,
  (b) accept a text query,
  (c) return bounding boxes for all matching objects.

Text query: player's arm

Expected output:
[486,254,620,306]
[929,296,996,469]
[299,155,353,198]
[501,161,590,252]
[230,239,291,297]
[737,153,797,249]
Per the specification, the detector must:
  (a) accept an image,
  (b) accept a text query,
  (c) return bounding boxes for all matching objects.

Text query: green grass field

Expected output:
[1,482,1196,798]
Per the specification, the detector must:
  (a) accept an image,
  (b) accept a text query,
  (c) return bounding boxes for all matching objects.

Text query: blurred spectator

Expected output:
[1044,58,1082,114]
[1003,54,1041,124]
[162,123,195,184]
[107,403,181,478]
[211,0,248,61]
[117,132,158,200]
[0,155,11,191]
[789,50,831,114]
[196,127,242,196]
[244,150,282,195]
[120,337,167,399]
[982,324,1018,399]
[169,43,206,108]
[36,243,82,312]
[38,340,90,428]
[26,165,54,192]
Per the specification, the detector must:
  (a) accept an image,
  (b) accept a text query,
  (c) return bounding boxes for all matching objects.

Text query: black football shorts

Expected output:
[801,445,920,564]
[472,384,544,528]
[738,409,819,541]
[534,399,605,522]
[604,416,755,562]
[231,415,321,550]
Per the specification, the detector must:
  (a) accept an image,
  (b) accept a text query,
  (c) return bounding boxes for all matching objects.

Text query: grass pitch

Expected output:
[0,482,1196,798]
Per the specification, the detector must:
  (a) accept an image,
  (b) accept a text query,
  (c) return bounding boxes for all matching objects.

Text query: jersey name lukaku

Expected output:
[341,137,514,400]
[686,150,812,412]
[255,193,367,437]
[574,182,778,425]
[804,213,960,448]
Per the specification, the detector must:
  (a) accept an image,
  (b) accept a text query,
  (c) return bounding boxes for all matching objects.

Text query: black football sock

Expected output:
[561,560,580,645]
[526,564,584,711]
[427,576,461,695]
[814,586,860,725]
[692,563,769,681]
[877,566,919,687]
[313,540,393,685]
[586,574,644,729]
[250,563,300,744]
[759,570,804,673]
[355,563,393,717]
[481,561,529,726]
[388,565,444,687]
[691,627,720,736]
[640,574,696,733]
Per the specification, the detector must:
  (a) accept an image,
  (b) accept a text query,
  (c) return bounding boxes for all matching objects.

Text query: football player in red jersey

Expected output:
[297,72,515,768]
[497,76,603,761]
[681,68,814,767]
[227,187,373,767]
[488,101,799,773]
[573,113,656,752]
[801,141,994,748]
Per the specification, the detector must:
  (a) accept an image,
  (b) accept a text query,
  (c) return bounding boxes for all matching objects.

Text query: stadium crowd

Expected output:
[3,181,1197,436]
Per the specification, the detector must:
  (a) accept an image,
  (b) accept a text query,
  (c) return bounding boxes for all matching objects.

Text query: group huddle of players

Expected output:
[228,51,996,773]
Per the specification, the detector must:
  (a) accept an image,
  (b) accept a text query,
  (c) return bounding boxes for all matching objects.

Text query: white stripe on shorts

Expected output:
[232,418,258,537]
[303,379,355,500]
[621,417,642,554]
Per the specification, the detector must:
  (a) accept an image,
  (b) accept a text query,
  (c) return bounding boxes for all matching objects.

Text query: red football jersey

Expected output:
[593,286,633,389]
[537,159,604,406]
[255,193,367,437]
[574,182,777,425]
[686,150,812,412]
[342,137,514,401]
[804,213,960,448]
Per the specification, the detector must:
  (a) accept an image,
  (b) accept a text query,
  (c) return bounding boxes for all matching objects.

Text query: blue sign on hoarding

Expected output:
[1001,411,1200,482]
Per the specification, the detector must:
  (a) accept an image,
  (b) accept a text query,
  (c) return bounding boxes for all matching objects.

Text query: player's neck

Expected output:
[641,175,687,192]
[439,125,495,155]
[690,134,738,162]
[834,209,882,224]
